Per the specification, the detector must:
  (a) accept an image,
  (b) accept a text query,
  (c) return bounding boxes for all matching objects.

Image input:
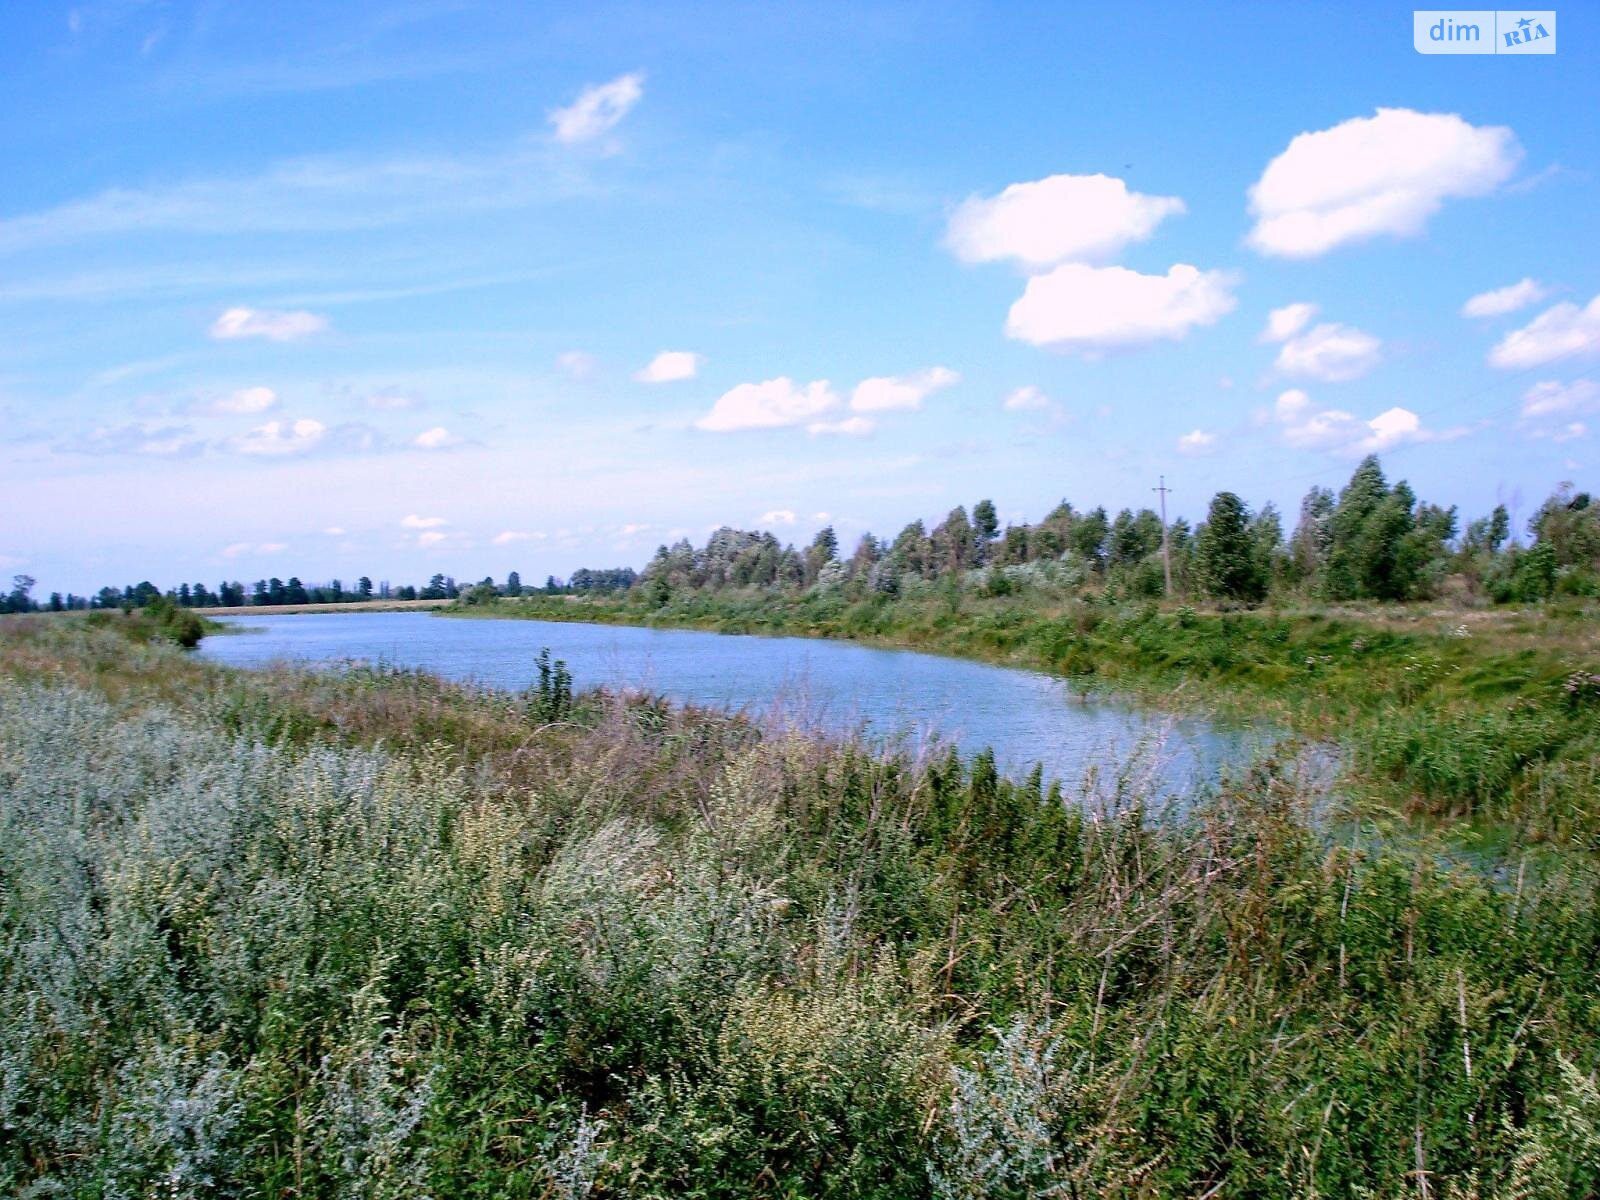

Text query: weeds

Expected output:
[1,618,1598,1195]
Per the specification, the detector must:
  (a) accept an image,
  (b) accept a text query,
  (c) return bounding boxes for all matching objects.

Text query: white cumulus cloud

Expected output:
[946,174,1184,268]
[209,306,328,342]
[757,509,797,526]
[548,72,644,144]
[493,530,545,545]
[1247,108,1520,258]
[1273,389,1439,455]
[695,377,840,432]
[1006,262,1237,352]
[1275,322,1382,382]
[416,531,447,548]
[850,366,959,412]
[1462,278,1546,318]
[1260,302,1319,343]
[401,514,448,529]
[1177,429,1217,455]
[634,350,702,383]
[1489,293,1600,368]
[230,418,326,456]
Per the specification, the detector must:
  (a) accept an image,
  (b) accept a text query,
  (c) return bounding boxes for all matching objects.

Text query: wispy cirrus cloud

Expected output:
[1489,293,1600,368]
[1463,278,1546,318]
[548,72,645,145]
[0,136,596,255]
[210,307,328,342]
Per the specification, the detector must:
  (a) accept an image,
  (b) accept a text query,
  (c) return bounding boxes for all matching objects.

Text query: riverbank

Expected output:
[450,592,1600,847]
[3,613,1598,1196]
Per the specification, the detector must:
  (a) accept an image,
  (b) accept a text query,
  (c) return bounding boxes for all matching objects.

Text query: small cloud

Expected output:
[808,416,875,436]
[412,426,462,450]
[416,531,447,548]
[850,366,959,412]
[323,526,346,536]
[194,386,278,415]
[219,541,286,559]
[1272,388,1445,455]
[557,350,596,378]
[229,418,326,456]
[618,522,651,536]
[695,377,840,432]
[1521,378,1599,420]
[634,350,702,383]
[1489,293,1600,368]
[492,530,543,545]
[68,421,205,458]
[1002,385,1053,412]
[401,514,448,529]
[1462,278,1547,318]
[1177,429,1217,455]
[757,509,797,526]
[548,72,645,144]
[1275,322,1382,383]
[365,391,419,411]
[1520,378,1599,439]
[1006,262,1237,353]
[209,306,328,342]
[1259,302,1319,343]
[1247,108,1520,258]
[946,173,1185,268]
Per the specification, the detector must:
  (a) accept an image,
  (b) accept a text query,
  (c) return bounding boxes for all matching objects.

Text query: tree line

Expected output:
[6,455,1594,615]
[620,455,1597,607]
[1,564,643,616]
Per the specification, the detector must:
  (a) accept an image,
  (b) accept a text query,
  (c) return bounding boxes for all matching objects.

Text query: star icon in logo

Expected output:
[1517,16,1533,29]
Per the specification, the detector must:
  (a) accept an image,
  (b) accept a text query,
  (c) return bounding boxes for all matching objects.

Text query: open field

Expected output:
[3,613,1600,1197]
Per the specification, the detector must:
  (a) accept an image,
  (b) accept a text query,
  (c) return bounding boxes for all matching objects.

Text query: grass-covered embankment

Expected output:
[455,592,1600,846]
[3,615,1600,1196]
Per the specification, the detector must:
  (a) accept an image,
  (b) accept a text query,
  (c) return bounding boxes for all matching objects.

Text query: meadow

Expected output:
[3,611,1599,1197]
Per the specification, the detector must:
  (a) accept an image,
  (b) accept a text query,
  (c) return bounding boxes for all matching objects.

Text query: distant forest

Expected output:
[5,455,1595,615]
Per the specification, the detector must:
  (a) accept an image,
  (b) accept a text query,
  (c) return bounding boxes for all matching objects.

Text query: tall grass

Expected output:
[2,618,1598,1196]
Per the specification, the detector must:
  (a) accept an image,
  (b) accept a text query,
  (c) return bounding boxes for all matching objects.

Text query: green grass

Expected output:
[3,615,1600,1195]
[456,592,1600,847]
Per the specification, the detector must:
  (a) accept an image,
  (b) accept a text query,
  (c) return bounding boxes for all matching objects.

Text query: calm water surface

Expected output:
[200,611,1271,794]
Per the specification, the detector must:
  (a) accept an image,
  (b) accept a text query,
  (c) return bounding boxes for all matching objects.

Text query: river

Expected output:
[199,611,1273,795]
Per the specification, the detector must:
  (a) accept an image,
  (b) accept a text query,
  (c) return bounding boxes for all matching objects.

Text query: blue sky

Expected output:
[3,1,1598,594]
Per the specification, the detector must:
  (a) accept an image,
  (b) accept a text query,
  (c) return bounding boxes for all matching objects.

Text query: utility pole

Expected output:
[1153,475,1173,598]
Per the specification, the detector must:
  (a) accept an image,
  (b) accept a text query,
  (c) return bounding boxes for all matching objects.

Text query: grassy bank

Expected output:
[4,616,1600,1196]
[452,593,1600,847]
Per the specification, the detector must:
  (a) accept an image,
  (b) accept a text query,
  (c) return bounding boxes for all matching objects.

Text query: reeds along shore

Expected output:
[2,616,1599,1197]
